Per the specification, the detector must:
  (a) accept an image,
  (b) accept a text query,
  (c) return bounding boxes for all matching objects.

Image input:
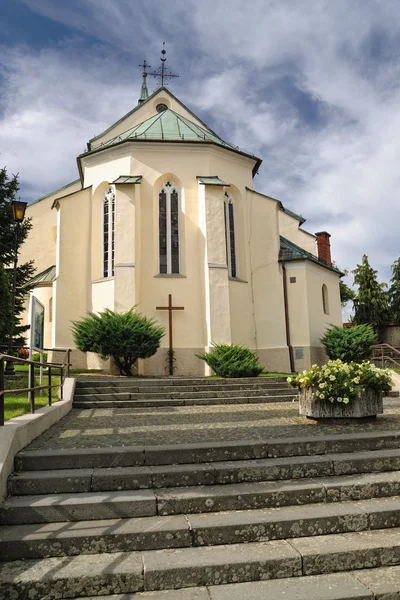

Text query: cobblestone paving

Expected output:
[26,398,400,451]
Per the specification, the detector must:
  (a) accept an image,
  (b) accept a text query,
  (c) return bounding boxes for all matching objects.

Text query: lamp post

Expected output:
[353,298,359,323]
[5,199,28,376]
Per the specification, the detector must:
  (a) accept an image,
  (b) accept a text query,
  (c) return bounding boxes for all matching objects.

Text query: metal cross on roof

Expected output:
[149,42,179,87]
[139,59,151,73]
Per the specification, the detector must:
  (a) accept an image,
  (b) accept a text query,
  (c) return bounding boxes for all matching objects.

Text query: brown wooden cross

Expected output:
[156,294,184,375]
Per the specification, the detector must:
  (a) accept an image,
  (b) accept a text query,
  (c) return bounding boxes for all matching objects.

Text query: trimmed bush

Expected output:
[72,308,165,377]
[197,343,264,378]
[321,324,377,363]
[32,351,48,363]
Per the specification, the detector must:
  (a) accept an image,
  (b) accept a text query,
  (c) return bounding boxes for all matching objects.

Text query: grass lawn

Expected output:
[4,371,61,421]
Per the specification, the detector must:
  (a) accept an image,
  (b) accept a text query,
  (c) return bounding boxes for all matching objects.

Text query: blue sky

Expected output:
[1,0,400,305]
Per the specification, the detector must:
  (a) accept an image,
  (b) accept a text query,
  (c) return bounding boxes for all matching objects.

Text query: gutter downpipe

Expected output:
[282,262,295,373]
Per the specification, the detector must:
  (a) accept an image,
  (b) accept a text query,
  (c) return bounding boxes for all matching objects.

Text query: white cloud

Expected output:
[3,0,400,289]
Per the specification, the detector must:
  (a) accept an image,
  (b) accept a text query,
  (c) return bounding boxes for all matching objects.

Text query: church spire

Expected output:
[138,60,150,104]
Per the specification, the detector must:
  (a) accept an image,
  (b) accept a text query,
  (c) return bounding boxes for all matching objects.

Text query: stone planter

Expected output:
[299,387,383,419]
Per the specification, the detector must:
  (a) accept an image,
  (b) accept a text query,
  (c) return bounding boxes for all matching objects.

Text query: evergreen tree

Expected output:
[389,257,400,325]
[0,167,35,348]
[0,263,13,342]
[352,254,389,332]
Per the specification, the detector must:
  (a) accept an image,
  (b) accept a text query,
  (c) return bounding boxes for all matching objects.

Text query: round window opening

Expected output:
[156,103,168,113]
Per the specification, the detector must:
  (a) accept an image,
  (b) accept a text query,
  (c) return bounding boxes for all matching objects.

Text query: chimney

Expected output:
[315,231,332,266]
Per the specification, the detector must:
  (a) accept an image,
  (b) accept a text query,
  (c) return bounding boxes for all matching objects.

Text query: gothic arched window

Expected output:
[103,188,115,278]
[322,284,329,314]
[224,191,237,278]
[159,181,179,274]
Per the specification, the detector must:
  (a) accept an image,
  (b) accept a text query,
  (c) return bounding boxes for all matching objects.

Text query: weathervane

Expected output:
[149,42,179,87]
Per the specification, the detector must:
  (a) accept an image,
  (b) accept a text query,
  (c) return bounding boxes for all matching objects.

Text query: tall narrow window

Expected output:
[322,284,329,314]
[159,181,179,274]
[103,188,115,278]
[224,192,237,278]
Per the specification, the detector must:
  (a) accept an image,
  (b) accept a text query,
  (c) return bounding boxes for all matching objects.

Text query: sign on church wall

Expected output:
[30,296,45,352]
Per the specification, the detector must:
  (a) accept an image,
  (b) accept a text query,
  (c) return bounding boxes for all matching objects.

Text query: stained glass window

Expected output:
[103,188,115,278]
[159,182,179,274]
[224,194,237,278]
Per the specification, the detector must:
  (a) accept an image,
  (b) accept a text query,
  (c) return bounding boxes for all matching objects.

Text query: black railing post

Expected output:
[0,358,4,426]
[60,367,64,400]
[67,349,71,377]
[29,362,35,413]
[48,366,52,406]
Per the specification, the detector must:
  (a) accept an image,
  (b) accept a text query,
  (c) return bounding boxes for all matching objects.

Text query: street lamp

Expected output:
[5,199,28,376]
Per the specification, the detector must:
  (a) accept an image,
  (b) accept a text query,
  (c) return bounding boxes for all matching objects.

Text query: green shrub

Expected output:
[197,343,264,378]
[321,324,377,363]
[72,308,165,377]
[32,352,48,363]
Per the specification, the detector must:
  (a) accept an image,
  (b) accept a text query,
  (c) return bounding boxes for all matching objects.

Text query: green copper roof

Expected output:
[112,176,142,184]
[101,109,237,150]
[26,265,56,287]
[197,176,228,186]
[279,236,343,275]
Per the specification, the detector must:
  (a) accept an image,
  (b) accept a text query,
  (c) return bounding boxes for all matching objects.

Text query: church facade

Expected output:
[20,81,343,375]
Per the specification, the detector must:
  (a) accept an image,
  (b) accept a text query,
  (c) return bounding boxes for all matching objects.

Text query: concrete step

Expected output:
[4,528,400,596]
[3,471,400,525]
[2,496,400,561]
[9,447,400,496]
[74,382,291,395]
[73,395,295,408]
[71,566,400,600]
[73,388,295,401]
[14,430,400,472]
[75,376,288,388]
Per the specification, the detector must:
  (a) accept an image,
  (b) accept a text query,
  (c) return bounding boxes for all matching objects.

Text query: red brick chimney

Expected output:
[315,231,332,266]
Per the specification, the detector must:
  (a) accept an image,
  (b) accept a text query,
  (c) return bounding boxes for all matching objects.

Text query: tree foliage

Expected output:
[352,255,389,331]
[339,268,356,307]
[0,167,35,347]
[389,257,400,325]
[72,308,165,376]
[321,324,377,363]
[0,264,13,342]
[197,343,264,378]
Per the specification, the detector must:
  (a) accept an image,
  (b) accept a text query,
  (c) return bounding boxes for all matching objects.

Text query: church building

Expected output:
[20,58,343,375]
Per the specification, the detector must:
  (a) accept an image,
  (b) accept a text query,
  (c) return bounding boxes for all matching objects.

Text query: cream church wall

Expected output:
[53,188,91,367]
[20,180,82,275]
[278,211,316,255]
[246,189,291,372]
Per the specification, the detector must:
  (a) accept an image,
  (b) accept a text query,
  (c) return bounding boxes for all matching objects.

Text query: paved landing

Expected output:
[25,398,400,451]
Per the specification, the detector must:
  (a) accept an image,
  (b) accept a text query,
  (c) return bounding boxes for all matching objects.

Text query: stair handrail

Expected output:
[372,343,400,369]
[0,348,71,426]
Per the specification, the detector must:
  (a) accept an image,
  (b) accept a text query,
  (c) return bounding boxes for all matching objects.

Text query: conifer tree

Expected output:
[352,254,389,332]
[0,167,35,347]
[389,257,400,325]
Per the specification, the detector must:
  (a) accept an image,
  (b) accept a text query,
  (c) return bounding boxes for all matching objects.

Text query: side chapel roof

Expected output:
[279,236,343,275]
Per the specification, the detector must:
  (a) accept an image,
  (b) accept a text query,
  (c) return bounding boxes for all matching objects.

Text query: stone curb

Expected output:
[0,378,75,501]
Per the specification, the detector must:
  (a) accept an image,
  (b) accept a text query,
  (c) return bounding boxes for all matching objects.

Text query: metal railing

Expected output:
[0,348,71,426]
[372,344,400,369]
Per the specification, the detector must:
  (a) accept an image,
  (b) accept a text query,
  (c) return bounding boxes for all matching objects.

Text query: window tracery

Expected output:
[103,188,115,278]
[159,181,179,274]
[224,191,237,278]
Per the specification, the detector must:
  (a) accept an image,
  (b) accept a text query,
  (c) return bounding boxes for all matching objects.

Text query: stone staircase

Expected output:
[73,376,295,408]
[4,425,400,597]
